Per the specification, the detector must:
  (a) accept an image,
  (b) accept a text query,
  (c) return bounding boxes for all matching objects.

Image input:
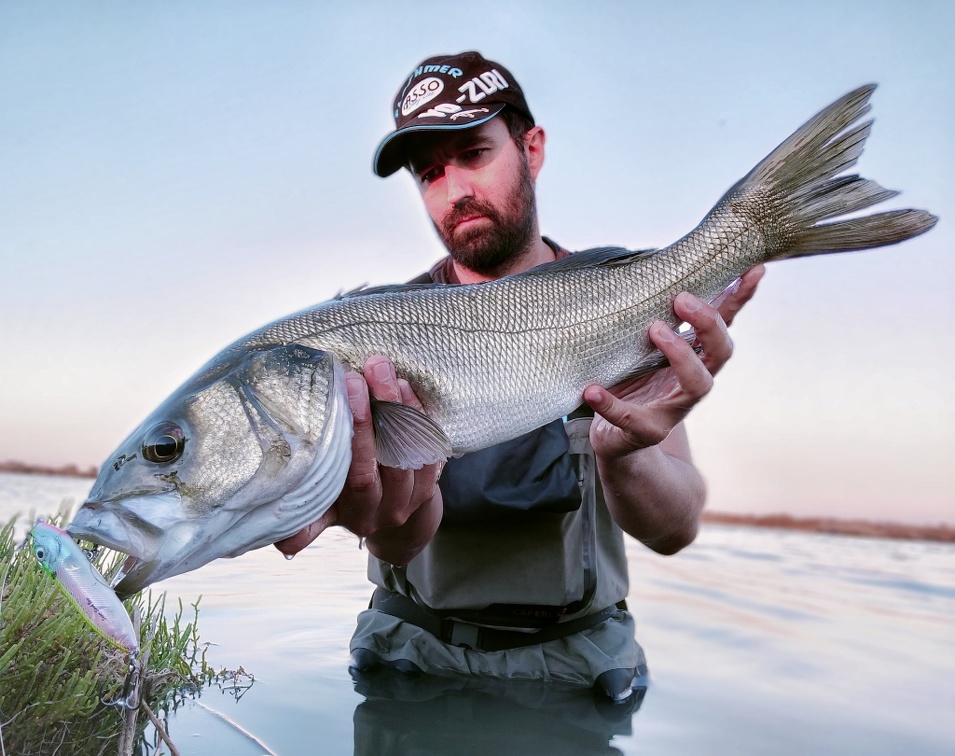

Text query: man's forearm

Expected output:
[597,442,706,555]
[363,491,444,566]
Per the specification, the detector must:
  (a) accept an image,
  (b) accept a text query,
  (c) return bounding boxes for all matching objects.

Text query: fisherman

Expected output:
[277,51,763,702]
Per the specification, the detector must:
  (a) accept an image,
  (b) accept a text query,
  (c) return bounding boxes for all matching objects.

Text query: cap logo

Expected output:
[416,104,490,120]
[400,76,445,116]
[404,64,465,89]
[455,69,509,105]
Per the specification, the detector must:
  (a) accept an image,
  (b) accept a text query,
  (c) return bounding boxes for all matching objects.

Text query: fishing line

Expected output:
[194,701,280,755]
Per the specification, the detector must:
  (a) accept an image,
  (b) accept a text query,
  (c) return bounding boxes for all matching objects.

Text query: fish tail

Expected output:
[728,84,937,259]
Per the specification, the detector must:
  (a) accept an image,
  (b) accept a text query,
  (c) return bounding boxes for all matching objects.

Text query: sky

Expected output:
[1,1,952,525]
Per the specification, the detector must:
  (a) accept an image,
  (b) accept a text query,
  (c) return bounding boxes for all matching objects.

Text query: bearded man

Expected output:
[278,51,763,702]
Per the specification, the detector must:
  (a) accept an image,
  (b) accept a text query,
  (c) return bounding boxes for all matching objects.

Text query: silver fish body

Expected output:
[31,521,140,654]
[69,85,937,596]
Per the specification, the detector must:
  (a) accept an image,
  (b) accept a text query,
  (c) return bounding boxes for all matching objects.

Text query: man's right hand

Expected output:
[274,355,444,563]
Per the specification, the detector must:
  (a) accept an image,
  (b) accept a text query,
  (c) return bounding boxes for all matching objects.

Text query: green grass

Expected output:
[0,513,247,755]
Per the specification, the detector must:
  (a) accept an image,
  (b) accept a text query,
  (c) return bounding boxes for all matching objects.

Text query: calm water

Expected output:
[3,472,953,755]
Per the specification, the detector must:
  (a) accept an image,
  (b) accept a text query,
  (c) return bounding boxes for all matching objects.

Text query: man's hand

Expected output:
[584,265,765,459]
[275,355,443,561]
[581,265,764,552]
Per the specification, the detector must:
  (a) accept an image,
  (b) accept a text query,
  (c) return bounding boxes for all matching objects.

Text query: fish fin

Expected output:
[336,281,455,299]
[708,278,742,310]
[615,329,701,383]
[338,249,663,299]
[338,282,370,296]
[369,399,453,470]
[722,84,937,258]
[343,248,664,293]
[519,246,662,277]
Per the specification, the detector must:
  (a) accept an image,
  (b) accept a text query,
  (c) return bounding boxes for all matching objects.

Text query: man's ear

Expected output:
[524,126,546,180]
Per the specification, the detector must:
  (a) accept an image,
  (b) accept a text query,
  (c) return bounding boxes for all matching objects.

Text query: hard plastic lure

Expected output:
[31,520,140,656]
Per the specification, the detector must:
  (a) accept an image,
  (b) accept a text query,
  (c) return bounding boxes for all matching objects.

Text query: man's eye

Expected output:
[419,167,442,184]
[461,149,485,161]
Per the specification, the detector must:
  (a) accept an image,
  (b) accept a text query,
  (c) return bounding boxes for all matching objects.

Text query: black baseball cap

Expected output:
[373,51,534,177]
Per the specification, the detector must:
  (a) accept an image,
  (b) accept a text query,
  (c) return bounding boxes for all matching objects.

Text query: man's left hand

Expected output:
[584,265,765,458]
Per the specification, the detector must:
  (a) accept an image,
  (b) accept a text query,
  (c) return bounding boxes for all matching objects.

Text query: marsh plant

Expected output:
[0,513,249,755]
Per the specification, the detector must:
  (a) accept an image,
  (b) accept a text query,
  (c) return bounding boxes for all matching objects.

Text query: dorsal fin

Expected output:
[517,246,662,277]
[336,282,455,300]
[336,247,662,299]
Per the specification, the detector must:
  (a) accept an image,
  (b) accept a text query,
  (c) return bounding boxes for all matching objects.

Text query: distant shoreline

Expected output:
[0,460,98,479]
[2,461,951,543]
[702,511,955,543]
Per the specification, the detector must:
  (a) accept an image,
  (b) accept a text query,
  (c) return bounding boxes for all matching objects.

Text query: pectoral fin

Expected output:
[370,399,453,470]
[618,329,701,383]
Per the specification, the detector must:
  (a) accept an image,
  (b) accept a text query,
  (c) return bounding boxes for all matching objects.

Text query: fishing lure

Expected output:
[31,520,140,656]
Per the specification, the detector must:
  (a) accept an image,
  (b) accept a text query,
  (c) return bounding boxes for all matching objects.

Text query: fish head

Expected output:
[68,344,353,597]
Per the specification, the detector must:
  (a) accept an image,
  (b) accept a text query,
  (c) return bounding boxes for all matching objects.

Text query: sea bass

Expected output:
[68,85,936,597]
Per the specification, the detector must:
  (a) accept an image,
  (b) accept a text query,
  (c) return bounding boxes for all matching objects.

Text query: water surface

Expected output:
[3,472,953,754]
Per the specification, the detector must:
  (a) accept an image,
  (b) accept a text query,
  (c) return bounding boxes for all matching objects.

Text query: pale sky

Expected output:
[1,1,952,525]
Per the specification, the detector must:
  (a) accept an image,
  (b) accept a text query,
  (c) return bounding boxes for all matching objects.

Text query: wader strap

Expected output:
[371,588,627,652]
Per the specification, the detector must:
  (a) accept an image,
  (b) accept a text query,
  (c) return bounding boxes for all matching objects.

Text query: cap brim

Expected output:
[372,104,506,178]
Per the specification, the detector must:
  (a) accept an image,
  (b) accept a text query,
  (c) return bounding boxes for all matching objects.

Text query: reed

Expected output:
[0,512,242,755]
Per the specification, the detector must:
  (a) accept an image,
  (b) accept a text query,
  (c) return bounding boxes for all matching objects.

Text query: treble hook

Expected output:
[101,653,142,710]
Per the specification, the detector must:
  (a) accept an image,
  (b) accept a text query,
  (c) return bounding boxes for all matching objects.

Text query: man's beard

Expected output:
[435,153,537,275]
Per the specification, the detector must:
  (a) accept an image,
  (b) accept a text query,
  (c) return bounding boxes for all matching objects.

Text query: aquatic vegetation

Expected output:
[0,513,249,755]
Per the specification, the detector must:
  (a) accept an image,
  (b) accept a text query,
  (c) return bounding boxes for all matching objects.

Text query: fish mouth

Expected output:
[67,507,153,598]
[67,507,151,560]
[67,490,189,598]
[108,553,144,595]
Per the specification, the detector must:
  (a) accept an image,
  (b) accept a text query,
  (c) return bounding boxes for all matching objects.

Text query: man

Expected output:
[277,51,763,701]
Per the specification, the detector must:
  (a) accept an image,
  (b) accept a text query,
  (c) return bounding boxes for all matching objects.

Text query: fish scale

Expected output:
[247,227,759,453]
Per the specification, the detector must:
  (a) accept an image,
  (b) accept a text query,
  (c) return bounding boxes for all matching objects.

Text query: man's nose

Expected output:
[444,165,474,206]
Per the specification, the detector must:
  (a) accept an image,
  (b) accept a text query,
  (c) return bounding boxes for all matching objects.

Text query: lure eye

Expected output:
[142,422,186,464]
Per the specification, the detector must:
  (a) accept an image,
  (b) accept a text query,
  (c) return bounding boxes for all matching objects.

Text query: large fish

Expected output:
[69,85,936,597]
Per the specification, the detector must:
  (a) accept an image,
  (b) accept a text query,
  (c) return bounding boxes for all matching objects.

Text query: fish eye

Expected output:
[35,547,45,560]
[142,422,186,464]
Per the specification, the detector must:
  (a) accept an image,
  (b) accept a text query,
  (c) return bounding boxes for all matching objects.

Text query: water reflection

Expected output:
[351,667,645,756]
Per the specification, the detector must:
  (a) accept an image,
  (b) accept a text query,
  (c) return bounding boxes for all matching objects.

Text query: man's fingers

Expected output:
[274,506,338,556]
[718,265,765,327]
[583,385,629,428]
[672,294,733,378]
[344,371,381,492]
[397,378,424,411]
[648,319,714,399]
[365,355,402,403]
[584,384,671,451]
